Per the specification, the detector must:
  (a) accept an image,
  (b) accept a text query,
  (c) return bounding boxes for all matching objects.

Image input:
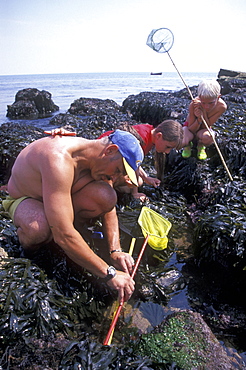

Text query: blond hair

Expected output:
[198,79,221,99]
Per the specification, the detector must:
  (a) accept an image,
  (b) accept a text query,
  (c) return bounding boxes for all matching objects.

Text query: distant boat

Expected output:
[150,72,162,75]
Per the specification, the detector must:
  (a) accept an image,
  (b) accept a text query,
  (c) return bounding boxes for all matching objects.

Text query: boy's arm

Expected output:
[186,100,203,133]
[203,99,227,126]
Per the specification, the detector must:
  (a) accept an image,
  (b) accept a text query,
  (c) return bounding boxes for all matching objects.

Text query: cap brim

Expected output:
[122,157,138,187]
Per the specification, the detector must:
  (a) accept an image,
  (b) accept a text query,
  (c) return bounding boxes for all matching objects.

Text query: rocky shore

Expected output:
[0,71,246,369]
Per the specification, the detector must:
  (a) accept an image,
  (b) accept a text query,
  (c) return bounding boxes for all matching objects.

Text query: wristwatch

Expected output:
[103,266,116,282]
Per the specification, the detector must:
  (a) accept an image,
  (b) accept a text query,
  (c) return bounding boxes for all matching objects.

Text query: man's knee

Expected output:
[99,182,117,211]
[73,181,117,218]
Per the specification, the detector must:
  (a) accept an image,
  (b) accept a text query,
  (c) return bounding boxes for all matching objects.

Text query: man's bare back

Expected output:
[7,136,96,200]
[4,131,144,302]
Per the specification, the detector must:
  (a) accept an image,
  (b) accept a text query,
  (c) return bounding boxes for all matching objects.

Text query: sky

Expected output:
[0,0,245,75]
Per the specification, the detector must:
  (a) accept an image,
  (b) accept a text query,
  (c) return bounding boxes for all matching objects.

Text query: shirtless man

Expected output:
[182,79,227,160]
[3,129,144,302]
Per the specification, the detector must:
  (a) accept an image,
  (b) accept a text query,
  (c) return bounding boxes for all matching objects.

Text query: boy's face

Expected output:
[200,96,219,112]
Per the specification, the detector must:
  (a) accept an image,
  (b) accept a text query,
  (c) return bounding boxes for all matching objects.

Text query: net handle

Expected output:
[103,207,170,345]
[166,52,193,100]
[103,235,149,346]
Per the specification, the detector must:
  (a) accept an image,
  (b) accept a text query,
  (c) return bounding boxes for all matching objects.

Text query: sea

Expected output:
[0,71,217,129]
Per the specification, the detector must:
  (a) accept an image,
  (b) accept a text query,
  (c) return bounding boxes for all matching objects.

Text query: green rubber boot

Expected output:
[182,142,192,158]
[197,146,207,160]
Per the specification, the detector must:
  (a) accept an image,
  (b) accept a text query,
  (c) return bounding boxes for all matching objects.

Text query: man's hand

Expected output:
[107,270,135,302]
[110,251,134,275]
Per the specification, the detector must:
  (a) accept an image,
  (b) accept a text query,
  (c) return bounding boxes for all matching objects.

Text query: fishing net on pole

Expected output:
[146,28,174,53]
[146,27,234,181]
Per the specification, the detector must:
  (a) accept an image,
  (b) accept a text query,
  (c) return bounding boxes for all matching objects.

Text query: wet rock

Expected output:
[136,310,246,369]
[7,88,59,119]
[49,112,84,126]
[156,269,182,289]
[0,334,70,370]
[121,78,246,126]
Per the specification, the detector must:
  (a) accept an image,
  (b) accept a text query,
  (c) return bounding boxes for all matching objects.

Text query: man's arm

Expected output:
[40,157,135,301]
[102,208,134,275]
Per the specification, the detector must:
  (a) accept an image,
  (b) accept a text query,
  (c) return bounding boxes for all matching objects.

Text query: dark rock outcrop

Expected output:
[218,68,246,79]
[122,91,189,126]
[217,78,246,102]
[7,88,59,119]
[68,97,121,116]
[66,97,138,136]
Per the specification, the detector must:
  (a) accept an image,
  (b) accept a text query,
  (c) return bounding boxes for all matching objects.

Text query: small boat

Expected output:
[150,72,162,75]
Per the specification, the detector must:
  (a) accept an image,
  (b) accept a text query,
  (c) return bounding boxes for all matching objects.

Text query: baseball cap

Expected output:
[109,129,144,186]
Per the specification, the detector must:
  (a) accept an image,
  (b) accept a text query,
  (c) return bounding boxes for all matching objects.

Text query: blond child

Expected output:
[182,79,227,160]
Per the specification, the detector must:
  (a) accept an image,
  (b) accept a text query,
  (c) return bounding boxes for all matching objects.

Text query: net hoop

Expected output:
[146,28,174,53]
[138,206,172,250]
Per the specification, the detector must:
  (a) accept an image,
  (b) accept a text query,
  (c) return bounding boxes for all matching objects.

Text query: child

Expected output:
[182,79,227,160]
[98,120,183,201]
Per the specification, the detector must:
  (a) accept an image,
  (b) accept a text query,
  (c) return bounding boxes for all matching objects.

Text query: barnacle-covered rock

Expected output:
[122,91,189,126]
[68,97,121,116]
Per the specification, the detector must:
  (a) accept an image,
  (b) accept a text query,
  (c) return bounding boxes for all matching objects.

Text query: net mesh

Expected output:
[146,28,174,53]
[138,206,172,250]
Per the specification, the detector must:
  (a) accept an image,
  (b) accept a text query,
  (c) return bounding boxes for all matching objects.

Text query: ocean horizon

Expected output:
[0,71,217,127]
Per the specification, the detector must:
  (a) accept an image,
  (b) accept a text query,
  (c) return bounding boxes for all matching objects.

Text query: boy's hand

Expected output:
[145,176,161,188]
[194,107,202,119]
[193,99,203,119]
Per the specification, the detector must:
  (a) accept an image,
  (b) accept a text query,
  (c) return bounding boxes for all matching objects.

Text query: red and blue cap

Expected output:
[109,129,144,186]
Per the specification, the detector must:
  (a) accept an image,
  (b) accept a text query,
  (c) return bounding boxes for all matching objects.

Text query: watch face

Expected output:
[103,266,116,282]
[108,266,116,278]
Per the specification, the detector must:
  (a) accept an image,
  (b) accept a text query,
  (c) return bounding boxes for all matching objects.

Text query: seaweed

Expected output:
[59,335,158,369]
[0,258,107,347]
[193,181,246,270]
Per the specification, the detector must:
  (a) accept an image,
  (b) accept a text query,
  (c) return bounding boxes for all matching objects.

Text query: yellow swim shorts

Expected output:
[2,195,30,225]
